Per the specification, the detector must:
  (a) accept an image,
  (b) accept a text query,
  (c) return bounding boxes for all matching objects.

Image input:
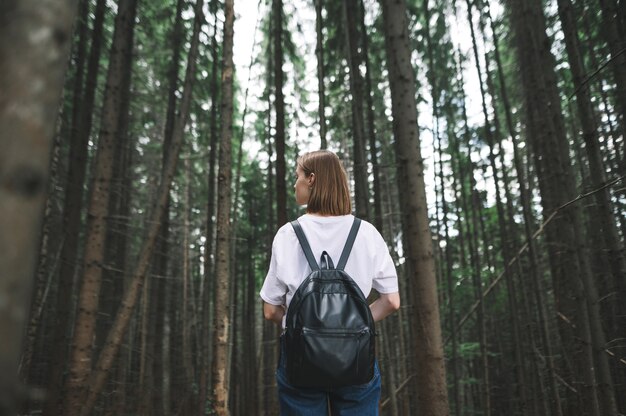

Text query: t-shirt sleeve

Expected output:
[259,236,287,305]
[371,230,399,294]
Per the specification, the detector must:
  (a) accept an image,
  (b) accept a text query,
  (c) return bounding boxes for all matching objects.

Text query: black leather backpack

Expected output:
[284,217,376,388]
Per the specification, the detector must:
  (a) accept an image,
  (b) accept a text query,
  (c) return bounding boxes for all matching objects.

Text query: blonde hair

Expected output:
[297,150,352,216]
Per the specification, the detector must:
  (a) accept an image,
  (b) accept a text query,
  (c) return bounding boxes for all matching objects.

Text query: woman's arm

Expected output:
[369,292,401,322]
[263,302,286,325]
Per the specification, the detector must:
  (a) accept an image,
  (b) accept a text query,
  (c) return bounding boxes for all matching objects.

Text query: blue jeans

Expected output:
[275,337,381,415]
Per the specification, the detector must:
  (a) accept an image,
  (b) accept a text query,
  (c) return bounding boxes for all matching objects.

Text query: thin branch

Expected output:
[568,47,626,100]
[380,373,415,409]
[557,313,626,367]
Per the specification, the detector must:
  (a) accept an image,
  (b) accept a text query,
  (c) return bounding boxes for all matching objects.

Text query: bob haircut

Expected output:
[297,150,352,216]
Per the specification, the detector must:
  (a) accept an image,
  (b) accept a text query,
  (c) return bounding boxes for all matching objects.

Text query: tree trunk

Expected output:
[343,0,370,220]
[381,1,449,414]
[156,0,186,411]
[456,49,491,416]
[95,16,135,409]
[19,112,63,395]
[0,0,77,413]
[315,0,327,149]
[359,0,383,231]
[485,2,563,413]
[273,0,287,228]
[598,0,626,141]
[199,7,220,413]
[465,1,529,413]
[242,231,258,414]
[43,1,107,413]
[556,7,625,412]
[421,2,460,411]
[102,128,134,416]
[71,0,204,413]
[211,0,234,413]
[506,0,606,414]
[138,273,158,416]
[441,108,464,416]
[62,0,138,413]
[182,158,193,405]
[260,15,279,412]
[165,281,175,415]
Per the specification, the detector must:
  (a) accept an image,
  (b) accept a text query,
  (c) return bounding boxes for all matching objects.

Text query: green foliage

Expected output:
[458,341,481,359]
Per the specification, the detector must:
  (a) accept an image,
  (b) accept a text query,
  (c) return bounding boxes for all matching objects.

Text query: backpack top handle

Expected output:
[320,251,335,270]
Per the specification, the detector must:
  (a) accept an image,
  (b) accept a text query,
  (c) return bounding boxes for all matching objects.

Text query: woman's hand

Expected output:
[263,302,286,325]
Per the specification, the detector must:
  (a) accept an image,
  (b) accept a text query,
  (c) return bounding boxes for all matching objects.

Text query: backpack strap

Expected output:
[291,220,320,271]
[337,217,361,271]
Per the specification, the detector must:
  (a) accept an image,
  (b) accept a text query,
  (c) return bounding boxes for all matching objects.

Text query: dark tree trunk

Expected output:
[63,0,138,412]
[95,15,134,409]
[199,7,220,413]
[273,0,287,228]
[43,1,107,413]
[343,0,370,220]
[456,50,491,416]
[506,0,610,414]
[20,114,63,398]
[72,0,204,413]
[598,0,626,141]
[485,2,563,413]
[381,0,449,414]
[315,0,327,149]
[465,1,528,413]
[557,8,626,409]
[102,129,134,416]
[359,0,383,231]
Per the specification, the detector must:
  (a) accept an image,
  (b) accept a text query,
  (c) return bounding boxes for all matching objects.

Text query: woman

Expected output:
[260,149,400,415]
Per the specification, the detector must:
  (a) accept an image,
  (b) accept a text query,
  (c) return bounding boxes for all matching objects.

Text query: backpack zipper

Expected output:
[301,327,370,336]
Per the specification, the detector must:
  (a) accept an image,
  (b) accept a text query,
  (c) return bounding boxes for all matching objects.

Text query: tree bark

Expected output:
[211,0,234,413]
[102,128,134,416]
[95,12,135,409]
[381,1,449,414]
[0,0,77,413]
[19,110,63,394]
[62,0,138,412]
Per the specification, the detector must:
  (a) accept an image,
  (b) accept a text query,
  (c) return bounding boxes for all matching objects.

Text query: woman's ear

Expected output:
[308,172,316,186]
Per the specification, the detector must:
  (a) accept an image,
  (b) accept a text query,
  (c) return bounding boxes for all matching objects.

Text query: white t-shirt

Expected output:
[260,214,399,324]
